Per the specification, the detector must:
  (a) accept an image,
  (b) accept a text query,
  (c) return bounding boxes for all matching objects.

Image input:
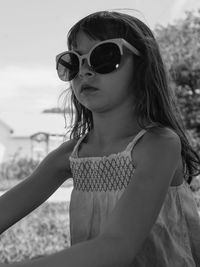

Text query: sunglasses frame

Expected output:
[56,38,140,81]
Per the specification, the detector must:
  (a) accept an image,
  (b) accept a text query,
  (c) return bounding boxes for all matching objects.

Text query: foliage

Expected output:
[155,10,200,134]
[155,11,200,192]
[0,149,73,190]
[186,128,200,155]
[0,152,40,181]
[155,10,200,86]
[0,202,70,263]
[186,128,200,191]
[175,85,200,132]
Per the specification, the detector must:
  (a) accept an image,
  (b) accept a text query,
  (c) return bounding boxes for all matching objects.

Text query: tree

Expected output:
[155,10,200,136]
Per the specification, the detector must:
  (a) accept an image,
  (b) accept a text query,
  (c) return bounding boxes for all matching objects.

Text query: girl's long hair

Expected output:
[65,10,200,183]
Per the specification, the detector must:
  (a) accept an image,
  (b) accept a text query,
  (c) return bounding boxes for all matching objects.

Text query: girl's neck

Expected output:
[89,109,143,147]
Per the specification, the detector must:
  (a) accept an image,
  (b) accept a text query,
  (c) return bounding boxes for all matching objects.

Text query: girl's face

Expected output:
[71,31,136,113]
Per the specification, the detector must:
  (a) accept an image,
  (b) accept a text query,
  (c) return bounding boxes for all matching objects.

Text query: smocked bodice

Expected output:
[69,128,200,266]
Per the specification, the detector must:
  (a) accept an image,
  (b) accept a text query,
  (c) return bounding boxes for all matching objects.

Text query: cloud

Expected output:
[0,65,69,113]
[0,65,60,95]
[169,0,188,22]
[169,0,200,23]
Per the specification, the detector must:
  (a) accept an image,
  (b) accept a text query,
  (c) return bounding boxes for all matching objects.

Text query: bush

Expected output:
[187,129,200,156]
[0,152,40,181]
[0,202,70,263]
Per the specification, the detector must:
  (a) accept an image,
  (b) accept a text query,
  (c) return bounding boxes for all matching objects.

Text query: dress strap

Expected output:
[70,134,87,158]
[125,124,158,153]
[125,129,147,153]
[71,124,158,158]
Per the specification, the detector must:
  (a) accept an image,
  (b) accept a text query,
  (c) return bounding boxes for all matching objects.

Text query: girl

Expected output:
[0,10,200,267]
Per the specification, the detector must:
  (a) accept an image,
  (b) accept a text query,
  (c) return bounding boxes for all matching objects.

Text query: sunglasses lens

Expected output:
[57,52,79,81]
[56,42,122,81]
[91,43,121,74]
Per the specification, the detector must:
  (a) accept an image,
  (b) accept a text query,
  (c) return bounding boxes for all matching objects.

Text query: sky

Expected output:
[0,0,200,126]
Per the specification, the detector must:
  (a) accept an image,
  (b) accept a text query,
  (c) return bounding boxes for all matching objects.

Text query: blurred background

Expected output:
[0,0,200,162]
[0,0,200,263]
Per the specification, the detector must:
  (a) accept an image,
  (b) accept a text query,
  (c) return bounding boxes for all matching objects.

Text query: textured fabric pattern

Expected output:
[70,153,134,191]
[69,128,200,266]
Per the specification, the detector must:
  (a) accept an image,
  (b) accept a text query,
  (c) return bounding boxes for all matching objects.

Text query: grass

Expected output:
[0,177,199,264]
[0,202,70,263]
[0,192,199,264]
[0,176,73,264]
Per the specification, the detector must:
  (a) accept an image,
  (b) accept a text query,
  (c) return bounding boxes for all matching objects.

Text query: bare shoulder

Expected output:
[100,127,182,260]
[147,126,180,140]
[139,126,181,149]
[56,138,78,154]
[46,138,78,163]
[43,138,78,180]
[132,126,181,168]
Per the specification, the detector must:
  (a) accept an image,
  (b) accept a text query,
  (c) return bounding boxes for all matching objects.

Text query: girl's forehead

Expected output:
[71,31,101,53]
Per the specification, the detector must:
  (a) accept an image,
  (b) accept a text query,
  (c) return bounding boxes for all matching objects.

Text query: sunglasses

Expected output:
[56,38,140,81]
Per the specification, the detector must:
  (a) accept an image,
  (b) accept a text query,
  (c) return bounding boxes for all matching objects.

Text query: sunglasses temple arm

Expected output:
[123,40,140,56]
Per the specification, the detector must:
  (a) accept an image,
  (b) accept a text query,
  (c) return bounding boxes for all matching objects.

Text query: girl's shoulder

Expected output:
[132,125,182,168]
[131,125,183,186]
[142,125,181,151]
[151,126,181,151]
[145,125,180,139]
[51,138,78,163]
[57,138,78,154]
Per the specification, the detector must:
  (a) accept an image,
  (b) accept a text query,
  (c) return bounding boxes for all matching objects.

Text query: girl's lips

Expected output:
[80,85,99,93]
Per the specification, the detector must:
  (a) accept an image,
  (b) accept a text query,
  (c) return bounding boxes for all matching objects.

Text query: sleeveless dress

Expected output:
[69,128,200,267]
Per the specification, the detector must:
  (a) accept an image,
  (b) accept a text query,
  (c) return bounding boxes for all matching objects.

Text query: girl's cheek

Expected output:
[71,82,81,102]
[71,80,79,93]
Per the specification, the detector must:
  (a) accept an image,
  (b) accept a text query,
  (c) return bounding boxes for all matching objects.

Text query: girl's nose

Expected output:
[78,59,95,79]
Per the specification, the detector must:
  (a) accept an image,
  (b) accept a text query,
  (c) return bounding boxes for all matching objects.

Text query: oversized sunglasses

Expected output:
[56,38,140,81]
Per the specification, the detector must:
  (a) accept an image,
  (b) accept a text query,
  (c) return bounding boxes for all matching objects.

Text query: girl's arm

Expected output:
[0,139,77,234]
[0,127,181,267]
